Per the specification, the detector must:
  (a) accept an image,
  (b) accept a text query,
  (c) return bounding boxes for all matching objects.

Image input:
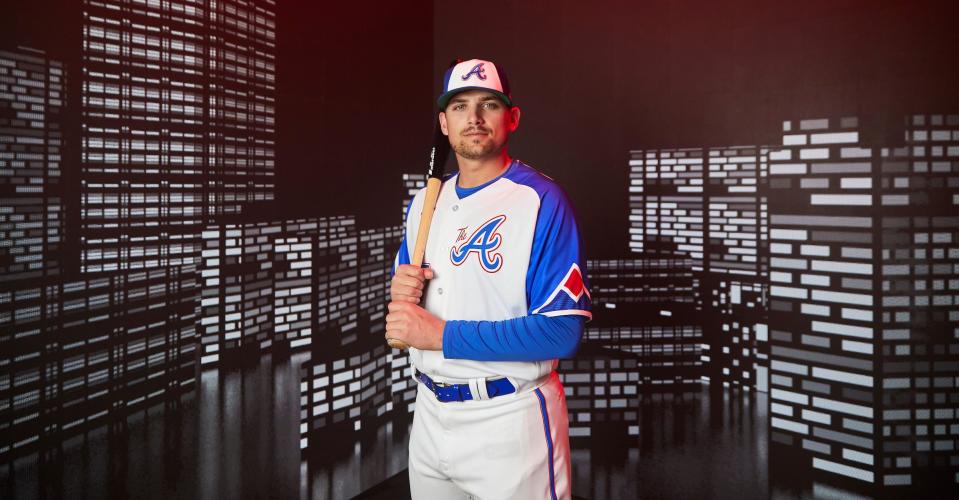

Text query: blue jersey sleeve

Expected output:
[442,315,584,361]
[392,200,413,276]
[524,181,591,319]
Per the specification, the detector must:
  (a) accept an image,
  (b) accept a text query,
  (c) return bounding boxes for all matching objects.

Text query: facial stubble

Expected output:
[452,137,499,160]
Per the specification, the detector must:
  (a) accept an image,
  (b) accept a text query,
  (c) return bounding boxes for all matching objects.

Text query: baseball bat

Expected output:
[387,113,452,350]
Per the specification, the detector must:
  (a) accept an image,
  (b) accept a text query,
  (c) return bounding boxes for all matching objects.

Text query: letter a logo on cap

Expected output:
[461,62,487,81]
[437,58,511,109]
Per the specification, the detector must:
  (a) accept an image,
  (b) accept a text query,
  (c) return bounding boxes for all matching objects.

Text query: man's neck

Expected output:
[456,151,512,188]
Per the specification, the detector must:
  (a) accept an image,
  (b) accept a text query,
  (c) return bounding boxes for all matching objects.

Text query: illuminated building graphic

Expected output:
[197,216,412,367]
[561,258,704,438]
[703,145,767,277]
[881,114,959,488]
[298,222,405,452]
[2,0,284,459]
[296,218,364,447]
[1,0,424,465]
[199,218,326,365]
[1,48,68,456]
[766,115,959,487]
[193,214,407,450]
[0,47,197,459]
[630,147,770,390]
[631,117,958,486]
[559,355,643,439]
[1,3,954,495]
[359,225,405,412]
[298,174,429,451]
[700,145,770,391]
[299,344,395,452]
[702,278,769,391]
[391,173,427,412]
[314,216,359,347]
[272,221,317,351]
[1,265,197,457]
[199,222,273,363]
[0,48,64,282]
[629,148,706,264]
[79,0,276,274]
[401,173,427,221]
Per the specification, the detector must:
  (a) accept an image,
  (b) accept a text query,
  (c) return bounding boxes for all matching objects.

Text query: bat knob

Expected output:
[387,338,410,350]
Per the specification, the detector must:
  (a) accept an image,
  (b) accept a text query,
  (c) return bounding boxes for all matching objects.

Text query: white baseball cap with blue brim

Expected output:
[437,58,513,110]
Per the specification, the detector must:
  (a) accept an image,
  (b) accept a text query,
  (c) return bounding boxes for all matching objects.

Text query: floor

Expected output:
[0,352,907,499]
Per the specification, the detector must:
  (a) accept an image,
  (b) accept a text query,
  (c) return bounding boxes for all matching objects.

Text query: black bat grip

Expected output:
[428,118,451,180]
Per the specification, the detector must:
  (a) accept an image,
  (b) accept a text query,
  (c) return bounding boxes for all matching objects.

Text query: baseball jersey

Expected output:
[395,159,591,384]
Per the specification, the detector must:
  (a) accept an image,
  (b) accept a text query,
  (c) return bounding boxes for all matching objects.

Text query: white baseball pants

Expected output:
[408,371,571,500]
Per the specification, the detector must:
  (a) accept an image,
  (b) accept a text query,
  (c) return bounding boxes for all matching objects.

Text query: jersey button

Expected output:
[452,204,459,211]
[437,288,443,295]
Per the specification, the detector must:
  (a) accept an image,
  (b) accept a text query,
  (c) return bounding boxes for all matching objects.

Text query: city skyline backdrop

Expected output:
[2,0,958,497]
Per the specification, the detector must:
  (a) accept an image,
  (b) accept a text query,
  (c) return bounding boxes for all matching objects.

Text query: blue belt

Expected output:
[416,370,515,403]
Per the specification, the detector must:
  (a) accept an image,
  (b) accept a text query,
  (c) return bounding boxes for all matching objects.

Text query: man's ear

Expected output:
[508,106,521,132]
[439,112,449,136]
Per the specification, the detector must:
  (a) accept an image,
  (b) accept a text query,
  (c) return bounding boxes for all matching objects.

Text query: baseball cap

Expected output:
[437,58,512,110]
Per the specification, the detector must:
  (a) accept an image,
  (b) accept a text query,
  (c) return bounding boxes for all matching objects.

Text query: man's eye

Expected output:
[482,102,499,109]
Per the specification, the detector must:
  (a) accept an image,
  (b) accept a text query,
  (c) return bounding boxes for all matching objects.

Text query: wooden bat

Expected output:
[387,116,452,350]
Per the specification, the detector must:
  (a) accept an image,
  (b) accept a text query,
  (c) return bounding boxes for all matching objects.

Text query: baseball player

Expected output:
[387,58,590,500]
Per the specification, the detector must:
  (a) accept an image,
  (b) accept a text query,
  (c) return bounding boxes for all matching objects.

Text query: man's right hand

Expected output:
[390,264,435,304]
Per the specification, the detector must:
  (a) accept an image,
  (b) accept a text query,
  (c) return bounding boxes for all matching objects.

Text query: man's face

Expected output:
[439,90,521,161]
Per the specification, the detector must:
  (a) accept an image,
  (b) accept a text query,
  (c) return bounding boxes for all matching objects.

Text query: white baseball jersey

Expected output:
[397,159,588,500]
[396,159,591,386]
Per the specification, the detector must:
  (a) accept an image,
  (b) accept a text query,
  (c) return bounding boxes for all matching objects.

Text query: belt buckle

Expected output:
[432,380,455,402]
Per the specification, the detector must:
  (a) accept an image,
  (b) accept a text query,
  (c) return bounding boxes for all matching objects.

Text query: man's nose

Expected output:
[466,106,484,124]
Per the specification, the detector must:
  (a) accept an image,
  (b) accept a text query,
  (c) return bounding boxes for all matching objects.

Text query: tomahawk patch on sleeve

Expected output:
[531,263,591,316]
[524,177,591,319]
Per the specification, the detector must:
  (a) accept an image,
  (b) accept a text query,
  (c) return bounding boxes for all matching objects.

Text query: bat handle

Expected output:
[387,177,443,351]
[410,178,442,266]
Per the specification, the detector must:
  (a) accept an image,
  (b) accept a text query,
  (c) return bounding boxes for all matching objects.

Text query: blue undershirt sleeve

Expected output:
[442,314,585,362]
[392,198,414,276]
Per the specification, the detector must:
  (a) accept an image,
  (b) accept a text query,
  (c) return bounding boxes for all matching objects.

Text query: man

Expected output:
[386,58,590,500]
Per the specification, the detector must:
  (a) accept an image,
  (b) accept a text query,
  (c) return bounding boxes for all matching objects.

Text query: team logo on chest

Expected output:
[450,214,507,273]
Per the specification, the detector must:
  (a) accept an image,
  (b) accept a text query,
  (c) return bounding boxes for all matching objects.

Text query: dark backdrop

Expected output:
[433,0,959,256]
[276,0,434,229]
[5,1,959,255]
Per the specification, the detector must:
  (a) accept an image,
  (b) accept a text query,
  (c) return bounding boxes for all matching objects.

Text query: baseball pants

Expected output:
[408,371,571,500]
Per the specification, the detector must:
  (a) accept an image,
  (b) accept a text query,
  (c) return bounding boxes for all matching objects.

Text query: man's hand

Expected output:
[390,264,435,304]
[385,301,445,350]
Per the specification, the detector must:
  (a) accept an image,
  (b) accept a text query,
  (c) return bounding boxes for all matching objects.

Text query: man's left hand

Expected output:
[385,301,445,350]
